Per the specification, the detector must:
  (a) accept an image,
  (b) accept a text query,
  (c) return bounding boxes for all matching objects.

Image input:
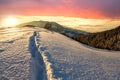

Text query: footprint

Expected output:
[7,40,14,43]
[0,76,9,80]
[40,47,47,51]
[36,38,40,42]
[0,71,2,74]
[4,40,14,44]
[0,50,4,53]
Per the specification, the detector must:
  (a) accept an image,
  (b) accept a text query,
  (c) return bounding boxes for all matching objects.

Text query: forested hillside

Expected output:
[73,26,120,50]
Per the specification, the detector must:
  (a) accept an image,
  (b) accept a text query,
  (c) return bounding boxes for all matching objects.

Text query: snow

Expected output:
[0,27,120,80]
[29,31,47,80]
[38,29,120,80]
[0,28,34,80]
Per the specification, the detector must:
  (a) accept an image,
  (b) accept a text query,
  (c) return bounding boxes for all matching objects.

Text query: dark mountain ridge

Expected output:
[17,21,120,51]
[73,26,120,51]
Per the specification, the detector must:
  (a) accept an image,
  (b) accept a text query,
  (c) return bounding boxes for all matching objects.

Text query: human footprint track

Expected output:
[0,49,4,53]
[0,76,9,80]
[34,31,54,80]
[40,47,47,51]
[7,40,14,44]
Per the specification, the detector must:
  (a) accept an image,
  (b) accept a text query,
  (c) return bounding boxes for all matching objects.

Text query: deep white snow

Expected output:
[0,27,34,80]
[37,30,120,80]
[0,27,120,80]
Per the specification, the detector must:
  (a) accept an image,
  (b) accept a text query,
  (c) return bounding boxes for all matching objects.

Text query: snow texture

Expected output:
[0,27,120,80]
[38,29,120,80]
[0,28,33,80]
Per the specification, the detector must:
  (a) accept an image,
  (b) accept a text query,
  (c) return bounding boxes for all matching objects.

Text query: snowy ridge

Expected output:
[34,31,56,80]
[40,51,55,80]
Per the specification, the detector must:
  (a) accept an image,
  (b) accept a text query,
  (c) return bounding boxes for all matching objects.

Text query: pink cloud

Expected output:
[0,0,120,19]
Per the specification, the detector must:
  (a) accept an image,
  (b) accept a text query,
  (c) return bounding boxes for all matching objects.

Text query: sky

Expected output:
[0,0,120,19]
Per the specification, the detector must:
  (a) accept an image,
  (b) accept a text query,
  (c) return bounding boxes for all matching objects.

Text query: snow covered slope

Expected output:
[37,29,120,80]
[0,28,34,80]
[0,27,120,80]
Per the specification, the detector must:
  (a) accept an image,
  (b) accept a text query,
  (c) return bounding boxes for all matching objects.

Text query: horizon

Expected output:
[0,0,120,32]
[0,0,120,79]
[0,15,120,32]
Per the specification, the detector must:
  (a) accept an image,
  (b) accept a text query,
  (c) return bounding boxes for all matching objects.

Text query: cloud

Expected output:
[0,0,120,19]
[72,0,120,18]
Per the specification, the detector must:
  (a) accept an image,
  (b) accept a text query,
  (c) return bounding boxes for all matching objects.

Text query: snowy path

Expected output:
[29,31,47,80]
[37,30,120,80]
[0,27,120,80]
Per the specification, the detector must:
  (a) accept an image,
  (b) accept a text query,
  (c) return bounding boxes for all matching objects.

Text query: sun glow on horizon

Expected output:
[0,15,119,32]
[1,16,18,27]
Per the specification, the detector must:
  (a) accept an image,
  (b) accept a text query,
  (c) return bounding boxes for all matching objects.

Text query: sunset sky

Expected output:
[0,0,120,19]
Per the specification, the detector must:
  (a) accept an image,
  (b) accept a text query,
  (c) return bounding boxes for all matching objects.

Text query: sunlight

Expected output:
[2,16,18,27]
